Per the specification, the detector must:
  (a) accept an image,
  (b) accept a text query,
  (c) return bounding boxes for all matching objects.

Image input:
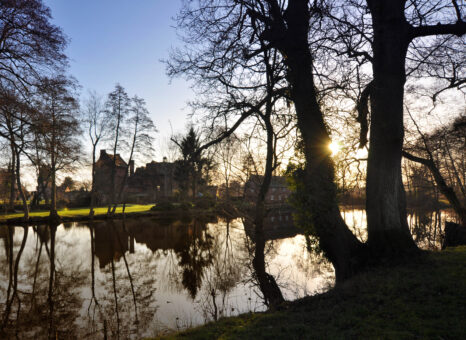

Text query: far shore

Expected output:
[0,204,223,225]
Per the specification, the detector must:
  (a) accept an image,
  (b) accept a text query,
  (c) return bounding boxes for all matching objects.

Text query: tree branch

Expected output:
[411,21,466,39]
[355,80,373,148]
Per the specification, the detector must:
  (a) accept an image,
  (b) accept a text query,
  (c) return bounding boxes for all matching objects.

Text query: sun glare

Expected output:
[329,140,341,156]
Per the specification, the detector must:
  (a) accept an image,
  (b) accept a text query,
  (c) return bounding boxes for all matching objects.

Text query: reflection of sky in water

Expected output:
[0,209,453,338]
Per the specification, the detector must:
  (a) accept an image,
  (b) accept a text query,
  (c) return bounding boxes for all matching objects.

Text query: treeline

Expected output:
[0,1,156,219]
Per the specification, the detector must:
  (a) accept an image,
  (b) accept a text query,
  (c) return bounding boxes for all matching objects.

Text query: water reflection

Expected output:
[0,209,452,338]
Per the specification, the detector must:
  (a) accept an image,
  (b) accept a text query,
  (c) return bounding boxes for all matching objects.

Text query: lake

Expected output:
[0,208,455,339]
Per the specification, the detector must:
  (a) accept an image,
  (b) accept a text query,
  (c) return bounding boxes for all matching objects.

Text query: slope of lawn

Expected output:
[156,247,466,340]
[0,204,154,222]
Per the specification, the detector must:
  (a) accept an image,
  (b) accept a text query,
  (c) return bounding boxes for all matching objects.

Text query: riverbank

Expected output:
[157,247,466,339]
[0,203,224,225]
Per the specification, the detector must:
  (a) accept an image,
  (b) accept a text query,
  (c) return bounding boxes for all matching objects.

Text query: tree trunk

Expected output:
[108,101,122,216]
[8,143,15,211]
[252,106,284,307]
[279,0,364,282]
[49,111,59,221]
[90,144,97,218]
[14,149,29,220]
[366,0,417,255]
[50,150,58,219]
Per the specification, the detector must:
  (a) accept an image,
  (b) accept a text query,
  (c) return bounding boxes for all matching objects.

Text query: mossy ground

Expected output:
[0,204,154,222]
[157,247,466,339]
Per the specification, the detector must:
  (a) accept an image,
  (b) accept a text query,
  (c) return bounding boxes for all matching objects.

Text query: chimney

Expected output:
[129,160,135,176]
[163,156,167,163]
[100,149,107,158]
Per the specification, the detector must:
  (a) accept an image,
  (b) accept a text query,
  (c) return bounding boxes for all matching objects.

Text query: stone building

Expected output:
[0,168,11,203]
[94,150,178,204]
[126,157,178,202]
[94,150,129,204]
[244,175,291,205]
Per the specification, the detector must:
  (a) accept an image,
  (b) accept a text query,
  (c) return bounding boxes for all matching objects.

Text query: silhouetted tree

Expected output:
[169,0,364,281]
[34,76,81,218]
[0,0,67,91]
[173,127,214,199]
[112,95,156,213]
[404,115,466,225]
[105,84,131,214]
[0,88,34,218]
[84,91,109,217]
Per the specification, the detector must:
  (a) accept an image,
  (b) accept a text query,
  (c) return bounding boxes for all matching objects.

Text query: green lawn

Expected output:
[157,247,466,339]
[0,204,154,221]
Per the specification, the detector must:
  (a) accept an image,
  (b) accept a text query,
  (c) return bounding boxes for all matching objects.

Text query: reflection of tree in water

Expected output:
[408,209,444,250]
[289,236,334,297]
[195,219,246,322]
[92,220,157,339]
[173,218,214,299]
[0,225,85,339]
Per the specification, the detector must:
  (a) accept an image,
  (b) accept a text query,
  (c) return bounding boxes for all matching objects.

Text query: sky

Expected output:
[44,0,193,161]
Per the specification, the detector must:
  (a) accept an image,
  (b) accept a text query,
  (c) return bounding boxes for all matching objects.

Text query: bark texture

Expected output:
[279,1,365,281]
[366,0,417,255]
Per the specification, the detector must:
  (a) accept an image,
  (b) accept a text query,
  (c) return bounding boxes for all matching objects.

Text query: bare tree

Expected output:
[104,84,131,214]
[84,91,109,217]
[169,0,364,282]
[112,95,156,214]
[34,76,81,219]
[0,0,67,92]
[404,114,466,225]
[0,87,33,219]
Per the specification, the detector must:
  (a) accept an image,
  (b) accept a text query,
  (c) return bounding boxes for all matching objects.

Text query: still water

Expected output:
[0,208,453,339]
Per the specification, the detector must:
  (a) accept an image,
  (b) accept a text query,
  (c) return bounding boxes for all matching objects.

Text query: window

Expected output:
[270,195,274,201]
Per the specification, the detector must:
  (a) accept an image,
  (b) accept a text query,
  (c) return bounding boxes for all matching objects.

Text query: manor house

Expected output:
[95,150,177,204]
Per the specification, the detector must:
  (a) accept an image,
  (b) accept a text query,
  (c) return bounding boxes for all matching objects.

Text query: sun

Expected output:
[328,140,341,156]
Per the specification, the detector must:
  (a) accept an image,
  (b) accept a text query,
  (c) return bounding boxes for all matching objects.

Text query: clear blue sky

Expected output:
[44,0,193,160]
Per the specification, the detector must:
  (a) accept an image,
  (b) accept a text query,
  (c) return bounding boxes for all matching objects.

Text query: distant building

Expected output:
[126,157,178,202]
[0,168,11,202]
[244,175,291,205]
[94,150,129,204]
[94,150,179,204]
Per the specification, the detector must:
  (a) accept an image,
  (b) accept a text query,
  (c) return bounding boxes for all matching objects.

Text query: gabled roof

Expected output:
[96,150,127,168]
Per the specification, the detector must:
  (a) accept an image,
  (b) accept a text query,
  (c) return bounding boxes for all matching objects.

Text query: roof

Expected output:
[96,150,127,168]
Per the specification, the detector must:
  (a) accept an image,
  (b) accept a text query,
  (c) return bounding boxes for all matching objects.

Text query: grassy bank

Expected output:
[158,247,466,339]
[0,204,154,223]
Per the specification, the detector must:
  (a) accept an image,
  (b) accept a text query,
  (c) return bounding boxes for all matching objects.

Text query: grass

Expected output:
[157,247,466,339]
[0,204,154,221]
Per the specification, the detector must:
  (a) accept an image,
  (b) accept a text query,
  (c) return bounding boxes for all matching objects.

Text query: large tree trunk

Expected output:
[366,0,417,255]
[280,0,364,282]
